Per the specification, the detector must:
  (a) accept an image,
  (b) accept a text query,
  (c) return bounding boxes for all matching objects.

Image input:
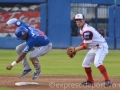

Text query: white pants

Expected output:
[82,43,108,68]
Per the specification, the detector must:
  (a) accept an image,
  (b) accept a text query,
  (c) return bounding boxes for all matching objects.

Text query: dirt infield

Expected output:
[0,75,120,90]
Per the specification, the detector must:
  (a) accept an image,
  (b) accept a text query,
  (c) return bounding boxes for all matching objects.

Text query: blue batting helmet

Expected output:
[15,26,28,39]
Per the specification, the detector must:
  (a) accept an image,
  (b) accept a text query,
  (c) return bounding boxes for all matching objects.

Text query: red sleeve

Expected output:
[79,42,84,46]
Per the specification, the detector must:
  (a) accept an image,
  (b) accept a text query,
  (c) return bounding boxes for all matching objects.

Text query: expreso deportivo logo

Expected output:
[49,82,120,89]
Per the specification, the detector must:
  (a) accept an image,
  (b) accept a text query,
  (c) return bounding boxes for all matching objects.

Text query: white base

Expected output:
[15,82,39,86]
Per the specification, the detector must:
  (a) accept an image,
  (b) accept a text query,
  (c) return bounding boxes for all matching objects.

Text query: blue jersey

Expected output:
[15,20,51,53]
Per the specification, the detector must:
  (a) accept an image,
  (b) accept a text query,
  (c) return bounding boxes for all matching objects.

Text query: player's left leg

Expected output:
[16,42,32,78]
[94,43,112,87]
[29,43,52,80]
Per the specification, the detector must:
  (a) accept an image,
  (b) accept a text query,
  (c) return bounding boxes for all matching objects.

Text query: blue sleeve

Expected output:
[23,40,35,53]
[15,20,28,27]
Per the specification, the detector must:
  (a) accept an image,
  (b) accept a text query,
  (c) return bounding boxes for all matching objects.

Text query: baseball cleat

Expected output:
[19,69,32,78]
[81,80,94,86]
[105,80,112,87]
[32,71,41,80]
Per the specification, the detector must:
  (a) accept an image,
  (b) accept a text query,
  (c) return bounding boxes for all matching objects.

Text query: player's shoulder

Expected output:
[15,20,22,26]
[15,20,28,27]
[82,27,94,36]
[83,26,96,32]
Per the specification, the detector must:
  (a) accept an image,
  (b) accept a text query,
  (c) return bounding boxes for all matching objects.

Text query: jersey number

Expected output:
[28,27,35,37]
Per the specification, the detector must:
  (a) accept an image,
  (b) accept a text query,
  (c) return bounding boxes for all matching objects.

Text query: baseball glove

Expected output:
[66,46,76,58]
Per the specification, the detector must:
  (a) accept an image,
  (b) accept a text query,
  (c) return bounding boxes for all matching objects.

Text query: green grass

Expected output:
[0,49,120,77]
[0,88,13,90]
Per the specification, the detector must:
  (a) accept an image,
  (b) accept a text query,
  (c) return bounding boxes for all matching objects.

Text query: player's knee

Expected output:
[29,55,36,61]
[82,62,91,67]
[94,61,102,67]
[16,46,21,53]
[30,57,36,61]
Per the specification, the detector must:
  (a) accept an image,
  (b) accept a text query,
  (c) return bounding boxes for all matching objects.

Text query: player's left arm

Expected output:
[75,31,93,52]
[0,18,18,30]
[0,18,26,30]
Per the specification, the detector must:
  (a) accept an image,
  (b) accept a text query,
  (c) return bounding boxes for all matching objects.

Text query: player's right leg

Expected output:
[16,42,31,78]
[81,48,95,86]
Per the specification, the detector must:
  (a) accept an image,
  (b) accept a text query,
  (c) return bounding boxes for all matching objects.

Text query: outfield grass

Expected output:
[0,88,13,90]
[0,49,120,77]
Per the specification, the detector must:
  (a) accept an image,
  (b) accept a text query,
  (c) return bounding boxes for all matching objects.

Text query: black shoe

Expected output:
[32,71,41,80]
[105,80,112,87]
[81,80,94,86]
[19,69,32,78]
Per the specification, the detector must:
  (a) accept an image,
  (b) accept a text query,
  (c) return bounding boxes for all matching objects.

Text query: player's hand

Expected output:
[6,65,13,70]
[0,23,8,31]
[66,46,76,58]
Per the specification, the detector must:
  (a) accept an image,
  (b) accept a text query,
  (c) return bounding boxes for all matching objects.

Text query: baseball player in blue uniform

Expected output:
[0,18,52,80]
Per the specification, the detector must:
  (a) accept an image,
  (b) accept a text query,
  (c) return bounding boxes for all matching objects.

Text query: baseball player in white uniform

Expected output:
[74,14,112,87]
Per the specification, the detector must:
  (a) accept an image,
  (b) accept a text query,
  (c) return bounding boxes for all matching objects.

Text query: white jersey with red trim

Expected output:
[80,23,106,48]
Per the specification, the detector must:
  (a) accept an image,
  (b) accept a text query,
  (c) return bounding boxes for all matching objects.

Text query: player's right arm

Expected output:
[75,30,93,52]
[75,43,89,52]
[6,41,35,70]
